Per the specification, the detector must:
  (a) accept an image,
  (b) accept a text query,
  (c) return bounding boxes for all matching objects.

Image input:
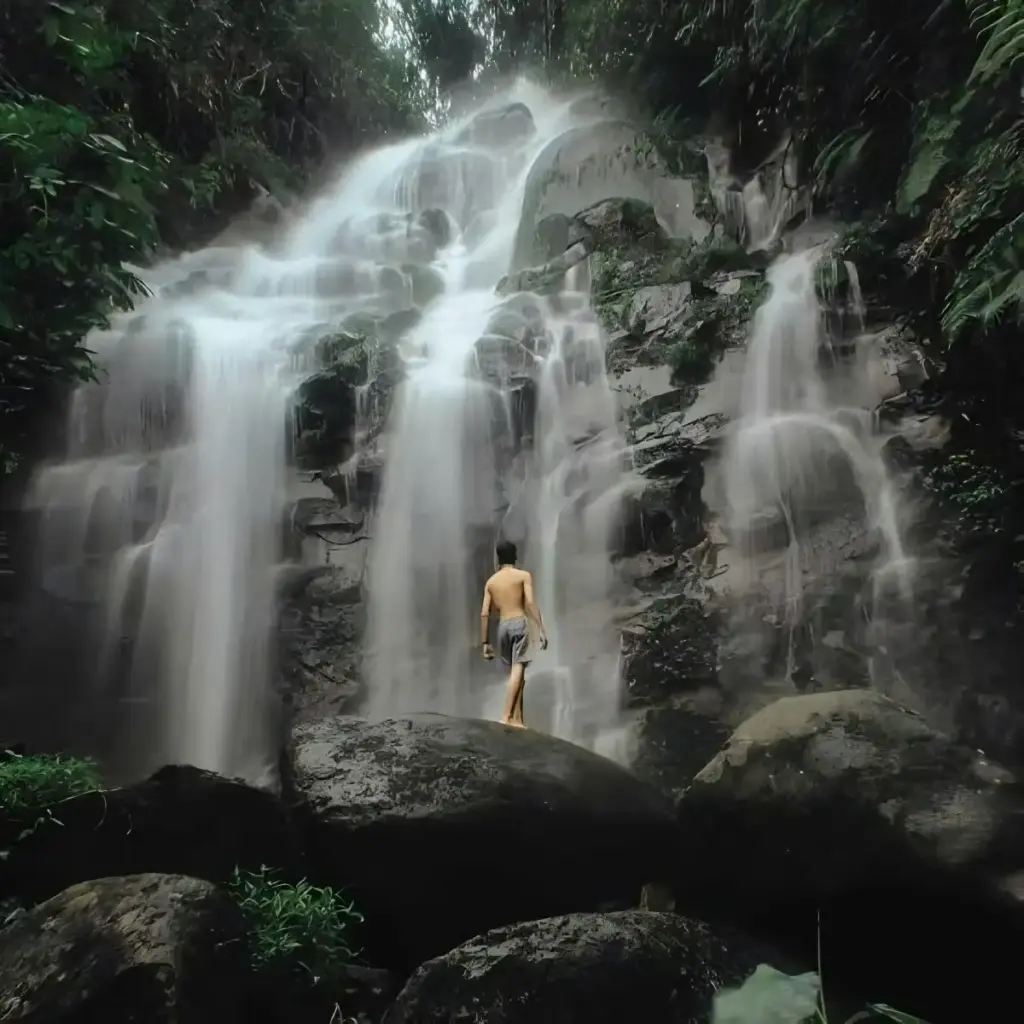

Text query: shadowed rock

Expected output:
[284,713,680,970]
[673,689,1024,1022]
[0,873,251,1024]
[382,909,788,1024]
[0,766,302,906]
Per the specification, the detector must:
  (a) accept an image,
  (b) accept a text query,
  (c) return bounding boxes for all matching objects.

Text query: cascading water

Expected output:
[26,263,299,780]
[716,243,912,677]
[362,87,632,754]
[24,80,645,777]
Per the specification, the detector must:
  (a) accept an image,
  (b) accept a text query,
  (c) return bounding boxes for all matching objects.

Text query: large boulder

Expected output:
[677,688,1024,903]
[512,120,710,270]
[382,910,786,1024]
[674,689,1024,1022]
[0,874,251,1024]
[455,102,535,148]
[285,713,680,970]
[573,197,669,256]
[0,765,302,906]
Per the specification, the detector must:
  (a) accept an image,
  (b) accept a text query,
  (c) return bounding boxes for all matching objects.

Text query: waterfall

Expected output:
[23,80,650,777]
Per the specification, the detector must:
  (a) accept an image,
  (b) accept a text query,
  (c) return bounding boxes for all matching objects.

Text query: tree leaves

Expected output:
[0,0,425,471]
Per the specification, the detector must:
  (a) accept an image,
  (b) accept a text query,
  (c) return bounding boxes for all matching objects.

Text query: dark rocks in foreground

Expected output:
[383,909,782,1024]
[674,689,1024,1022]
[676,689,1024,908]
[0,765,302,907]
[286,713,680,970]
[0,873,250,1024]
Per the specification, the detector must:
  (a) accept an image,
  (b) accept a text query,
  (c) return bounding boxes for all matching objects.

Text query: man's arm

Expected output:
[523,572,548,648]
[479,581,494,657]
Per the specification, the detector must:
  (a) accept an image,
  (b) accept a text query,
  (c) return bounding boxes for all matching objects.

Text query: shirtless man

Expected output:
[479,539,548,727]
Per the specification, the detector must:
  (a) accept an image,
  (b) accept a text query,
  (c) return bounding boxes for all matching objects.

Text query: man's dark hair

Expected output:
[496,539,517,565]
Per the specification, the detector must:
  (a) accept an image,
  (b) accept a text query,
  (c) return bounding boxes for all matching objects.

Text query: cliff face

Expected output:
[278,111,1024,788]
[4,92,1021,790]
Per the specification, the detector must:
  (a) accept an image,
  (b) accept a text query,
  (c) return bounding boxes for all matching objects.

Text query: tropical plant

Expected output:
[228,865,363,980]
[0,0,424,473]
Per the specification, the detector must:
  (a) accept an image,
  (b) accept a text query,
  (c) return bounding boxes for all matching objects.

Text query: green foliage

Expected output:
[922,450,1021,538]
[228,866,363,981]
[548,0,1023,428]
[0,0,423,472]
[0,750,103,814]
[0,750,103,857]
[668,275,768,384]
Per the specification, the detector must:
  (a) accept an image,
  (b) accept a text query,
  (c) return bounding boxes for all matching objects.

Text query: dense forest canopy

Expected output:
[1,0,1021,483]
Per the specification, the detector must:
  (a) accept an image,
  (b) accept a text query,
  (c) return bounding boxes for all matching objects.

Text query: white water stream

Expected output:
[716,244,913,673]
[25,81,645,778]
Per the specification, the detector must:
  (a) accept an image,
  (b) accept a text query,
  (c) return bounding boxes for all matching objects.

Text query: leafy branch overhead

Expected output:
[0,0,424,473]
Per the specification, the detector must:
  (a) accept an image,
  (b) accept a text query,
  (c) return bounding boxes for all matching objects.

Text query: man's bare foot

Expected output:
[510,720,526,728]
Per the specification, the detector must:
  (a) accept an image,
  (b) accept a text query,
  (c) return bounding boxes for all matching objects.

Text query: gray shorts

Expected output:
[498,617,531,667]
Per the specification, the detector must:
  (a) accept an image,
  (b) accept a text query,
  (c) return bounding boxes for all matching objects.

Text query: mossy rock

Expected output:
[574,198,668,255]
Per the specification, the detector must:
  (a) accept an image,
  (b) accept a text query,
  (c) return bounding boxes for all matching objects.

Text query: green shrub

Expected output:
[0,750,102,812]
[228,866,362,982]
[0,750,103,860]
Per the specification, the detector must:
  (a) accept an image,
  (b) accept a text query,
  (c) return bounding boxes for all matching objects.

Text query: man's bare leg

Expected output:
[512,667,526,727]
[502,663,525,726]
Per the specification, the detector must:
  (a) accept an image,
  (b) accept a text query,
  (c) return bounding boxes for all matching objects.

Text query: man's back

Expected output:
[486,566,530,620]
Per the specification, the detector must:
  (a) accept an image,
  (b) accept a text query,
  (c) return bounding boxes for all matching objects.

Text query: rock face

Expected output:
[513,120,711,270]
[673,690,1024,1023]
[383,910,778,1024]
[0,874,251,1024]
[0,765,301,906]
[677,689,1024,905]
[284,713,680,969]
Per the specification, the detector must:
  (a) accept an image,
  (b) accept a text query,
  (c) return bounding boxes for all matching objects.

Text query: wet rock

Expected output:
[573,197,669,255]
[295,363,363,470]
[529,213,572,263]
[629,689,733,797]
[383,910,785,1024]
[513,120,709,269]
[407,147,499,227]
[620,588,721,707]
[332,212,440,265]
[456,102,535,148]
[0,766,301,906]
[496,241,589,297]
[617,414,726,558]
[404,263,446,307]
[416,207,452,249]
[277,560,367,719]
[284,713,680,970]
[379,307,422,342]
[0,873,251,1024]
[673,689,1024,1023]
[676,689,1024,897]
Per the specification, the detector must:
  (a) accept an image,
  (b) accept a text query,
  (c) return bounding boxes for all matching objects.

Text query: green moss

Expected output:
[667,276,768,385]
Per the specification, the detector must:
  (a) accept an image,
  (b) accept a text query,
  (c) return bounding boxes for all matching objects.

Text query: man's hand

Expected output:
[539,632,548,651]
[481,643,495,660]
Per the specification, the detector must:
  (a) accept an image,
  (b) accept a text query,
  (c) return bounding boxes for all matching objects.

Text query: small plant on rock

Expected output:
[0,750,103,857]
[228,865,362,982]
[0,750,102,811]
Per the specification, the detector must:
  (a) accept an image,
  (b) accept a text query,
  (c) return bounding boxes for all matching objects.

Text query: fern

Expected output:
[941,213,1024,339]
[967,0,1024,82]
[813,127,875,188]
